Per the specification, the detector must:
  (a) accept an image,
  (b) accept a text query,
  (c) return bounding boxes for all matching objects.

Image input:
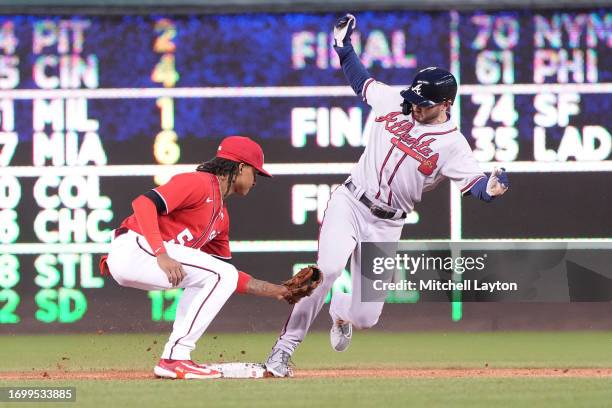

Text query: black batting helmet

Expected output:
[400,67,458,109]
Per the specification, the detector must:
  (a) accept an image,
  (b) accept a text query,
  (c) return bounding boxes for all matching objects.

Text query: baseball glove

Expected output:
[282,266,322,304]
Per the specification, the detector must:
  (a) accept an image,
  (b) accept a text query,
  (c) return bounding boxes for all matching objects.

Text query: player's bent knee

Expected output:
[351,314,380,330]
[316,259,344,282]
[216,263,238,292]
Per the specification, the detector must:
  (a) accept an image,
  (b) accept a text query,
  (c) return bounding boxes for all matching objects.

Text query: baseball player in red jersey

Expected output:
[100,136,291,379]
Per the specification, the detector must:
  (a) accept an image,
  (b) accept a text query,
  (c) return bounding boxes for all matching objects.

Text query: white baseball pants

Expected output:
[106,229,238,360]
[274,185,404,354]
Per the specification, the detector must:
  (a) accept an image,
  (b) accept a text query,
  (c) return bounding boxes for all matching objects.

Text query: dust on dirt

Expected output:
[2,368,612,380]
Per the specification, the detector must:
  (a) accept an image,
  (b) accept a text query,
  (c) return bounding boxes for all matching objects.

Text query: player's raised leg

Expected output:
[329,212,403,351]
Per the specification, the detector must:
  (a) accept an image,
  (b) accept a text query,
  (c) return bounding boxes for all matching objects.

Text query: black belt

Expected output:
[345,181,406,220]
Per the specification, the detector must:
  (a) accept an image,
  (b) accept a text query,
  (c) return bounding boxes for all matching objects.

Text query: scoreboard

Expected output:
[0,9,610,330]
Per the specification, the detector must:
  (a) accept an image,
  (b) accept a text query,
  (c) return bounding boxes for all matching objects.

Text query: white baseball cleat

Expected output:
[330,320,352,352]
[264,348,294,377]
[154,359,222,379]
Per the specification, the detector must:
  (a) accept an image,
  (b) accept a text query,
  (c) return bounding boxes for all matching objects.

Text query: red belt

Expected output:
[99,255,110,276]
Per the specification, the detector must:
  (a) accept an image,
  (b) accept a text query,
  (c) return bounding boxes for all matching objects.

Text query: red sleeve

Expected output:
[153,172,209,214]
[236,271,252,294]
[132,195,166,255]
[200,206,231,259]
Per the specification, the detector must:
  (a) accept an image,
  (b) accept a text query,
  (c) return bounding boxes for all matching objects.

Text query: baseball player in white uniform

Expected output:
[264,14,510,377]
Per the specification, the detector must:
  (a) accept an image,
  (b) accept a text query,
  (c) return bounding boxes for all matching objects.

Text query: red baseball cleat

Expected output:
[154,359,222,379]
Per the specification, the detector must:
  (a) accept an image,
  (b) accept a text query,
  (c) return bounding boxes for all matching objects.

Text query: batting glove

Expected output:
[486,167,510,196]
[333,13,356,48]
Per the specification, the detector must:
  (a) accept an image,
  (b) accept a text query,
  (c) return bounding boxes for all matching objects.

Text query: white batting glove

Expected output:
[486,167,510,197]
[333,14,356,48]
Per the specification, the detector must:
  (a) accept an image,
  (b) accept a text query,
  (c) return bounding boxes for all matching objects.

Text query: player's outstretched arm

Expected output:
[468,167,510,202]
[243,277,290,300]
[236,266,321,304]
[333,14,372,97]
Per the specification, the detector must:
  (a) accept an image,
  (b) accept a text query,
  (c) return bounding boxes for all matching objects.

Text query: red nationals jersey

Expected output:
[200,206,231,260]
[119,172,231,259]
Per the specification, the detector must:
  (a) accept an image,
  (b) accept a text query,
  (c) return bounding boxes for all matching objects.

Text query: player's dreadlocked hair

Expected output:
[196,158,241,197]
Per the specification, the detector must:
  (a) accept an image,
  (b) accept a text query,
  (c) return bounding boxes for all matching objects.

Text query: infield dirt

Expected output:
[2,367,612,380]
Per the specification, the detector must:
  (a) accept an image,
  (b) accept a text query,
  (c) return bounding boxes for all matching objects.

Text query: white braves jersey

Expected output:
[350,79,485,213]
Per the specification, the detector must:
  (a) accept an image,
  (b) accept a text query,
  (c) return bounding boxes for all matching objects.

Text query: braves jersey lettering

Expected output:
[391,134,435,156]
[375,112,414,137]
[390,138,439,176]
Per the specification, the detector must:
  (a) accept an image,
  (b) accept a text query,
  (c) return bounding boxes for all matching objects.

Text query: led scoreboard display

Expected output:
[0,10,610,330]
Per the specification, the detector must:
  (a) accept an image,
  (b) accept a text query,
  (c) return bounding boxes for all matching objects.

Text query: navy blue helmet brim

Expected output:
[400,89,437,107]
